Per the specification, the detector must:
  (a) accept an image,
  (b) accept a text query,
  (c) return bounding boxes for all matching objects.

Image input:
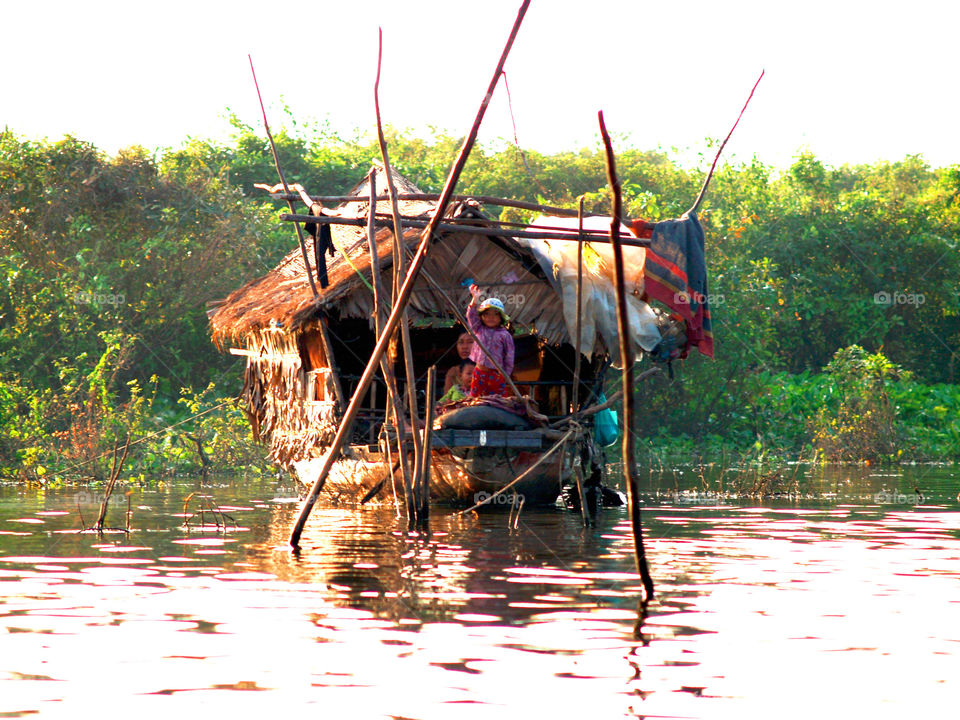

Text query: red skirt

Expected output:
[469,365,507,397]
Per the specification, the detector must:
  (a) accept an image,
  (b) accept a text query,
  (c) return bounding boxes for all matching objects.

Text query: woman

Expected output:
[442,331,475,395]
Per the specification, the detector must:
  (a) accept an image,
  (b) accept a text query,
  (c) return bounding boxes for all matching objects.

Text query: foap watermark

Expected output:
[73,291,126,308]
[873,291,925,307]
[671,490,723,506]
[473,491,524,506]
[673,290,724,307]
[485,293,527,308]
[874,489,923,505]
[75,490,109,505]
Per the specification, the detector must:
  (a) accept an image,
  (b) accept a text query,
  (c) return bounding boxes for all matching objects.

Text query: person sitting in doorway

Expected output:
[443,331,475,395]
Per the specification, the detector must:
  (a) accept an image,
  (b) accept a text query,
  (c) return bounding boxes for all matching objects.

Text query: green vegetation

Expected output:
[1,119,957,482]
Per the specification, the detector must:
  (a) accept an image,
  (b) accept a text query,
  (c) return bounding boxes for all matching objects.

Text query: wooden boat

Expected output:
[208,166,682,508]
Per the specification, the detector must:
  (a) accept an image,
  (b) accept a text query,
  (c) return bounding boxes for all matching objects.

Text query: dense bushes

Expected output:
[1,121,957,479]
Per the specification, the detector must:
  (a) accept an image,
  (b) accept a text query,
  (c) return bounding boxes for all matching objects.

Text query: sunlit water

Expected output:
[1,466,958,718]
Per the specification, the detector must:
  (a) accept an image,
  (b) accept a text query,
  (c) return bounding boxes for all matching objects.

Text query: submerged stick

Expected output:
[600,110,655,601]
[688,69,765,214]
[94,433,131,531]
[248,55,319,299]
[288,0,531,547]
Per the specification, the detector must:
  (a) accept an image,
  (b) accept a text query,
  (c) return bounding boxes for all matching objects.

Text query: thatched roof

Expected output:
[209,166,576,346]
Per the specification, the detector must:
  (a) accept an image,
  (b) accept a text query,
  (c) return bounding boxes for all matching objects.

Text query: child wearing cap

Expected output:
[466,284,515,397]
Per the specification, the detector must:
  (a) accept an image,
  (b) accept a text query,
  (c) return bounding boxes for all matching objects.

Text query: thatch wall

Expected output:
[238,328,338,467]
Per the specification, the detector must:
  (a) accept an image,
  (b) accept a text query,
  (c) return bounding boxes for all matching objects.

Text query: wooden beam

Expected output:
[268,190,596,219]
[280,213,651,247]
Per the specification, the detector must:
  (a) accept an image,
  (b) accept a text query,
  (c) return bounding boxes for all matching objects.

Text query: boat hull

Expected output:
[293,444,572,507]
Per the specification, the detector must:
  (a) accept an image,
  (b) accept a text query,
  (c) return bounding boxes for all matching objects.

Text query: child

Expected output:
[438,358,475,405]
[466,284,515,397]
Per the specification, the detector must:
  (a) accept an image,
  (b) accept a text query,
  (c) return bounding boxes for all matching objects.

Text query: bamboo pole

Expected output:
[688,69,765,214]
[287,0,531,547]
[600,110,654,601]
[571,198,591,525]
[367,170,416,521]
[248,55,319,299]
[572,196,586,414]
[374,30,425,528]
[267,191,597,219]
[279,213,651,247]
[416,365,437,528]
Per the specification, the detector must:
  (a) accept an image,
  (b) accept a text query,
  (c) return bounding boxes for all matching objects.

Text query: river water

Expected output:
[1,465,958,718]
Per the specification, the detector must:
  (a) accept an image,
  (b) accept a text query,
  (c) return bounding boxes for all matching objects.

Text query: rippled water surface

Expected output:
[2,467,958,718]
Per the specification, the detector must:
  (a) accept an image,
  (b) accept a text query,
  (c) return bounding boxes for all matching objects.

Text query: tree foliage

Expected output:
[1,121,958,477]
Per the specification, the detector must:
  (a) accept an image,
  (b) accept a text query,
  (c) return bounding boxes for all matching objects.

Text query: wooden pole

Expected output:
[572,195,586,414]
[279,213,651,247]
[248,55,319,299]
[416,365,437,528]
[366,169,416,521]
[287,0,531,547]
[599,110,655,601]
[267,191,596,219]
[571,198,591,525]
[688,69,765,214]
[373,31,423,528]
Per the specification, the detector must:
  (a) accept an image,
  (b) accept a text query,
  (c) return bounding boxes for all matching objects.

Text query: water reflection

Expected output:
[0,468,958,717]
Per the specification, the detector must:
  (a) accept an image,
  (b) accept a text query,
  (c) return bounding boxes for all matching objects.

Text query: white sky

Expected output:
[2,0,957,172]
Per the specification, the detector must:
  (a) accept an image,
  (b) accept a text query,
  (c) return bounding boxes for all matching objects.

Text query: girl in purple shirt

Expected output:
[466,284,515,397]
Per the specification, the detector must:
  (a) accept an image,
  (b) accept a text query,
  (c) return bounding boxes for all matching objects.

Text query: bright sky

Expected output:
[3,0,957,172]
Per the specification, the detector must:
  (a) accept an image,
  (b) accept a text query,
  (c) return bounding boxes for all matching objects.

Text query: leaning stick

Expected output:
[288,0,531,547]
[549,368,661,427]
[248,55,319,299]
[600,110,655,601]
[688,69,765,215]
